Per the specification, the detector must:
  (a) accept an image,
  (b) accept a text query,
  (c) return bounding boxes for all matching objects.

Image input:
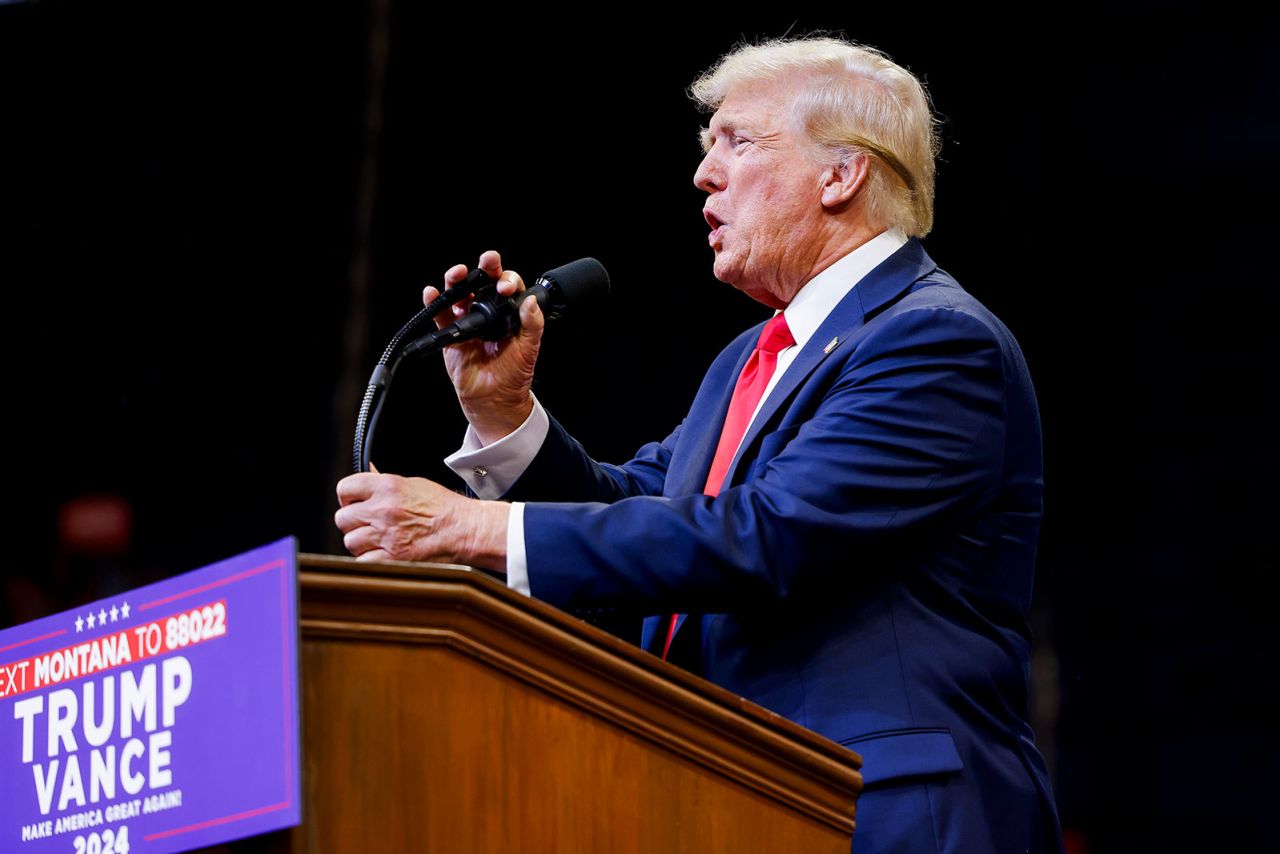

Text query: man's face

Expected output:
[694,79,830,308]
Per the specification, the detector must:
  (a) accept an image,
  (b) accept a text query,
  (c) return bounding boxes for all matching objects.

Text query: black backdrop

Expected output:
[2,3,1276,851]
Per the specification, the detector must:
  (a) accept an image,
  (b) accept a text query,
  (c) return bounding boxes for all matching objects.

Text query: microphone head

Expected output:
[536,257,610,312]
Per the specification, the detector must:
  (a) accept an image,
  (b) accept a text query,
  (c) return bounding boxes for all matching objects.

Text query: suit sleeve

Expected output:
[501,413,680,503]
[521,306,1010,611]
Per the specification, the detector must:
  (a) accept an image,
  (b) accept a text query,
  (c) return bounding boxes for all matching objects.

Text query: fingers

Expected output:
[495,269,525,298]
[427,263,472,330]
[334,476,397,561]
[426,251,528,336]
[336,472,381,506]
[342,523,380,555]
[334,481,397,561]
[333,502,364,533]
[477,250,524,297]
[478,250,503,281]
[430,254,522,329]
[430,264,471,306]
[339,516,391,562]
[444,263,470,288]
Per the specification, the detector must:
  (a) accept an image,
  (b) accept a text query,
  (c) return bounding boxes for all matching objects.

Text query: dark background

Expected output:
[2,3,1276,851]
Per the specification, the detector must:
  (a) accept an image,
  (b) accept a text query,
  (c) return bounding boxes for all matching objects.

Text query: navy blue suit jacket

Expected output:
[504,239,1062,852]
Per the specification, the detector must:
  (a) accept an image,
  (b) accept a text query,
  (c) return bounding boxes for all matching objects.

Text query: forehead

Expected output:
[708,78,798,130]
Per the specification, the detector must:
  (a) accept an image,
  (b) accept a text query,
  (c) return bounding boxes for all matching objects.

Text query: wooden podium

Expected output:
[260,554,862,852]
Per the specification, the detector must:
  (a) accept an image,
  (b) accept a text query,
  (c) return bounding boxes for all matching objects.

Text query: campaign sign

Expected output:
[0,538,301,853]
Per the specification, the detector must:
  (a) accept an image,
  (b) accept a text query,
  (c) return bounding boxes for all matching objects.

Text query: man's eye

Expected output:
[732,135,751,148]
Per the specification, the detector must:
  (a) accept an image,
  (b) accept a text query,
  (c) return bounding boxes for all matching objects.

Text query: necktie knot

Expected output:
[757,312,795,355]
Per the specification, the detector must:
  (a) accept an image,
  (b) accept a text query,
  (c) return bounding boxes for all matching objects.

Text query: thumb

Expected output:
[369,461,380,474]
[518,292,545,340]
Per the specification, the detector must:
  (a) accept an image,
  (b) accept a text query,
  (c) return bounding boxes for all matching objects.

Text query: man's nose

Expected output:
[694,151,723,193]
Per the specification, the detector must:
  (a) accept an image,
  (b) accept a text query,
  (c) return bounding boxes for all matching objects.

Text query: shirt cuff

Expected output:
[443,396,550,499]
[505,502,531,597]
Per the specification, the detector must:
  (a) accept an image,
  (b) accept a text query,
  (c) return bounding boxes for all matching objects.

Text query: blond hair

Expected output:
[691,37,940,236]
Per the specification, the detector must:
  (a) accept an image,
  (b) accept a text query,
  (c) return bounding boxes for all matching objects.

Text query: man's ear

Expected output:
[821,153,870,210]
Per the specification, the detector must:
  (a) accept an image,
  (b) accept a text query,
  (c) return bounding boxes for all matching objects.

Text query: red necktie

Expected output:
[662,312,795,660]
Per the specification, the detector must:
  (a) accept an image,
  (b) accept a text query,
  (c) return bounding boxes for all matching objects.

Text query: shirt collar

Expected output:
[781,227,910,349]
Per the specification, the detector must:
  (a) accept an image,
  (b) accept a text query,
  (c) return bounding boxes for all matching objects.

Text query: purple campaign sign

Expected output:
[1,538,301,853]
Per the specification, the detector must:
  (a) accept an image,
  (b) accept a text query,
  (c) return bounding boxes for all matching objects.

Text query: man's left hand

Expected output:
[334,470,509,571]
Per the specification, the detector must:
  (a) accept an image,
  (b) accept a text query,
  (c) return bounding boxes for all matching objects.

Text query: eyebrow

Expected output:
[709,114,747,134]
[699,115,753,153]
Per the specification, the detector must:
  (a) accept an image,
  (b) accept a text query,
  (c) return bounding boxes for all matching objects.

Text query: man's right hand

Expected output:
[425,250,544,446]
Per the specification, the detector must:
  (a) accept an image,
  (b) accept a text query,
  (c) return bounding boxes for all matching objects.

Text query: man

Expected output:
[336,37,1062,853]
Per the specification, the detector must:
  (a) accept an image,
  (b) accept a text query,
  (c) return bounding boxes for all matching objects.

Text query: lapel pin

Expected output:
[823,336,840,354]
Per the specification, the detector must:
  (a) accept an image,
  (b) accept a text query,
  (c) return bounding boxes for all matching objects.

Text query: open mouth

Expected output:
[704,209,725,244]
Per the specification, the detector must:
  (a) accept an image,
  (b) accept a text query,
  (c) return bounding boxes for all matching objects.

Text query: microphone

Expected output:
[400,257,610,358]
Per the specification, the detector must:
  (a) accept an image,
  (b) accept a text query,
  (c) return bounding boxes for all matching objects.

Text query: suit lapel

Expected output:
[720,238,939,489]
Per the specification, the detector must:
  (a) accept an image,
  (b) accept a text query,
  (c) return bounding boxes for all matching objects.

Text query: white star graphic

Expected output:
[75,615,84,633]
[98,608,107,625]
[120,602,131,619]
[109,606,119,622]
[87,612,96,629]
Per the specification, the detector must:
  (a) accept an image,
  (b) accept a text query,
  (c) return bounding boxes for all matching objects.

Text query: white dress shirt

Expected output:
[445,228,909,595]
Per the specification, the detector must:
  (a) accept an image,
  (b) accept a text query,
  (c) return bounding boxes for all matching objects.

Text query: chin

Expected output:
[711,254,736,284]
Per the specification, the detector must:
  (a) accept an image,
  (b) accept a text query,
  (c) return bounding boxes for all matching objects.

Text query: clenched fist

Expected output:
[334,469,509,571]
